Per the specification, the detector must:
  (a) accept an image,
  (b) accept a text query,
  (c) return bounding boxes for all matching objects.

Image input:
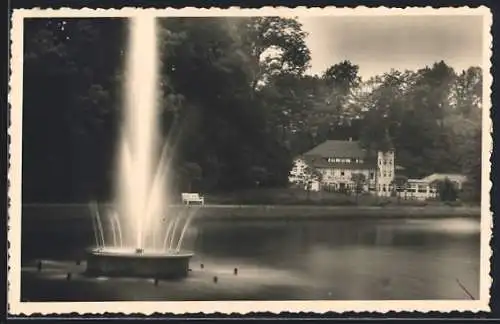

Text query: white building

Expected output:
[401,179,438,200]
[289,140,395,197]
[394,174,467,201]
[289,140,468,201]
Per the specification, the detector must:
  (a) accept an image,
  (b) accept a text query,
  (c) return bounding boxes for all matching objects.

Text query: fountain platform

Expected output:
[85,248,194,279]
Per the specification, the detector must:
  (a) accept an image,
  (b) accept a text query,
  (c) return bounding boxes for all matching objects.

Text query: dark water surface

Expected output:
[20,205,480,301]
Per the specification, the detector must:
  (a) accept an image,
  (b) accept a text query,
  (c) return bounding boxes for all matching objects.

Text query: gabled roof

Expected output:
[421,173,467,183]
[407,178,429,183]
[302,140,367,159]
[297,154,375,170]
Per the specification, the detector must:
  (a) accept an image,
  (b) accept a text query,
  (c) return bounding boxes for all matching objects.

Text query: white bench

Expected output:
[181,193,205,205]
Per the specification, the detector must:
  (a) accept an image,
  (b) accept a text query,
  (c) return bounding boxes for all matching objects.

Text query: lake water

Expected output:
[20,205,480,301]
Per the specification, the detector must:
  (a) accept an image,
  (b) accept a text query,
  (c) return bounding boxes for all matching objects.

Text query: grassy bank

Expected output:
[204,188,476,208]
[21,203,481,222]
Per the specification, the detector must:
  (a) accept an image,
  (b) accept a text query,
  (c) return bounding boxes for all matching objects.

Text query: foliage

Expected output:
[180,162,203,192]
[23,18,126,202]
[22,17,483,203]
[351,172,367,203]
[351,173,366,193]
[434,178,460,202]
[248,166,269,187]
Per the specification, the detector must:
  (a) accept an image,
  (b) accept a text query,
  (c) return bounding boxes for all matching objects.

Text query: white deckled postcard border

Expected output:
[7,5,493,316]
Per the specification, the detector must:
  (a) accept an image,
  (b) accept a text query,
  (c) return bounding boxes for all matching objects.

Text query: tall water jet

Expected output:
[85,15,198,279]
[117,14,163,250]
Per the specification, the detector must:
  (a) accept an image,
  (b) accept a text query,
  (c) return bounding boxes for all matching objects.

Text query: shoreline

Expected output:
[20,204,482,220]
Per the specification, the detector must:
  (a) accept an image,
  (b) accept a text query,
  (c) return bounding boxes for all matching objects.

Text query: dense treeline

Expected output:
[21,17,483,203]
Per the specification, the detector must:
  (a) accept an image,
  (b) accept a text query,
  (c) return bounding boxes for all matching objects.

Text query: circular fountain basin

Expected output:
[85,247,194,279]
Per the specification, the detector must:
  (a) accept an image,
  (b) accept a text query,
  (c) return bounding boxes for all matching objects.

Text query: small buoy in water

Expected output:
[36,260,42,271]
[66,273,72,281]
[200,263,204,269]
[234,268,238,275]
[213,276,218,283]
[154,278,159,286]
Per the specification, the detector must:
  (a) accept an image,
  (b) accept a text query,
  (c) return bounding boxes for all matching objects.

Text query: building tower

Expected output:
[377,150,395,197]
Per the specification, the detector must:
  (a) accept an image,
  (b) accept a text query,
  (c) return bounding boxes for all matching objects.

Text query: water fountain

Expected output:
[84,15,197,279]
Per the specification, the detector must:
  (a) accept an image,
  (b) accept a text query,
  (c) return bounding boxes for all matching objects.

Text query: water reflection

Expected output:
[22,207,480,300]
[192,217,480,299]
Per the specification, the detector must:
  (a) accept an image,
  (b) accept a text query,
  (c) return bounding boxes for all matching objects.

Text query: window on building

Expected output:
[383,171,387,177]
[370,172,374,180]
[418,185,427,193]
[341,171,345,176]
[382,185,386,192]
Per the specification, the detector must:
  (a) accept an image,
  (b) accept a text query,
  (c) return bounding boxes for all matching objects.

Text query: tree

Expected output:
[158,17,296,191]
[23,18,126,202]
[358,70,415,154]
[248,166,269,187]
[357,63,472,179]
[434,178,459,202]
[301,164,322,200]
[238,16,311,93]
[459,127,482,202]
[259,61,362,156]
[450,66,482,116]
[181,162,203,192]
[321,60,361,114]
[351,173,367,203]
[23,17,484,204]
[412,61,456,129]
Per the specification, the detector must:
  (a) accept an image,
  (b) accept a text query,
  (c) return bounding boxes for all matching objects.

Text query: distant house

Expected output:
[396,173,467,201]
[289,139,395,196]
[420,173,468,190]
[402,179,438,200]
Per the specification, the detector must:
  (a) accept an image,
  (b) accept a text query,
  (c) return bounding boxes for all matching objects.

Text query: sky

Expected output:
[297,15,485,80]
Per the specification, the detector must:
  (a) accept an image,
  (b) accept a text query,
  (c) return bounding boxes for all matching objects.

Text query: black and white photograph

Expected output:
[8,6,492,315]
